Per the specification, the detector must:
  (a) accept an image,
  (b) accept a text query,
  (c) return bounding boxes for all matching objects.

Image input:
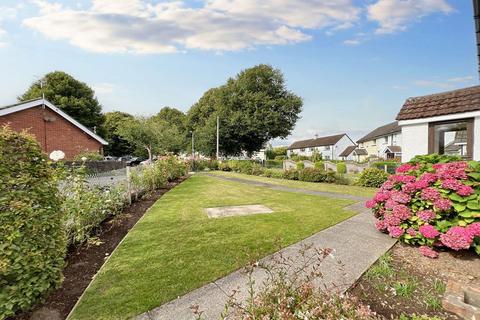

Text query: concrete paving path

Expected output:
[135,174,396,320]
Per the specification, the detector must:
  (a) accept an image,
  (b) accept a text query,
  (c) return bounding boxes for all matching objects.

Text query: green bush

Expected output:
[296,162,305,170]
[250,163,265,176]
[265,159,283,168]
[283,169,299,180]
[262,168,284,179]
[408,153,462,165]
[0,126,66,318]
[61,168,126,245]
[274,155,286,160]
[371,161,399,174]
[189,159,218,171]
[314,161,324,171]
[74,150,103,161]
[218,162,231,171]
[336,162,347,174]
[298,168,325,182]
[357,168,389,187]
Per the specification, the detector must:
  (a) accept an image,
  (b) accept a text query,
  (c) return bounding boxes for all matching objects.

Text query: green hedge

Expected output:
[0,126,66,318]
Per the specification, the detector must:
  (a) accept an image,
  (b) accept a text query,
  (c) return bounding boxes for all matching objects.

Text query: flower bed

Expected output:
[367,160,480,257]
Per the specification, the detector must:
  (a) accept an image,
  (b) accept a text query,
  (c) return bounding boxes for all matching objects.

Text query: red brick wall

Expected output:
[0,106,103,160]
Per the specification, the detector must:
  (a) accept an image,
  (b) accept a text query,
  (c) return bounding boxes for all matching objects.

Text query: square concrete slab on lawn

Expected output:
[205,204,273,218]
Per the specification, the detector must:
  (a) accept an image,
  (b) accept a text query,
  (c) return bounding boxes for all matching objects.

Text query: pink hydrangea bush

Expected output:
[367,160,480,258]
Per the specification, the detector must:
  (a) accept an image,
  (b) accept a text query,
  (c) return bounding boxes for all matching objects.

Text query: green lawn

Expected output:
[209,171,377,198]
[69,175,357,320]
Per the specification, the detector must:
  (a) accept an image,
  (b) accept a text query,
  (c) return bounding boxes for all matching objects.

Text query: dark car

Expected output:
[125,157,146,166]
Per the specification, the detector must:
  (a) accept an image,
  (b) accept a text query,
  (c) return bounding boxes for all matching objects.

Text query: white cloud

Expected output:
[0,5,21,47]
[367,0,453,34]
[412,76,475,89]
[343,39,361,46]
[23,0,360,54]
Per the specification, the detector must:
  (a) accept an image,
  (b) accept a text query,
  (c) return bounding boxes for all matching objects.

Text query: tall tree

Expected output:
[116,117,183,161]
[151,107,188,154]
[102,111,136,156]
[19,71,104,129]
[187,64,302,156]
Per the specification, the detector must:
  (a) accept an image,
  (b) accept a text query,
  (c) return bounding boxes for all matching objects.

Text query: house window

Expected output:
[324,145,330,150]
[300,148,305,152]
[428,119,473,159]
[324,155,330,160]
[384,137,388,144]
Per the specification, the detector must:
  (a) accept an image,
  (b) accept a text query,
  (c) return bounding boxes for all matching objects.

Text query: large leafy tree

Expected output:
[18,71,104,130]
[151,107,188,154]
[102,111,136,156]
[187,64,302,157]
[116,117,183,161]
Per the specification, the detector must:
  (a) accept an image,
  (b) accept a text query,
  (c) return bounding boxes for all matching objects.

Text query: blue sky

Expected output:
[0,0,477,144]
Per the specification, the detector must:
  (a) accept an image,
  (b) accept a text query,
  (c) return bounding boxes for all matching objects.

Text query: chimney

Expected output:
[474,0,480,78]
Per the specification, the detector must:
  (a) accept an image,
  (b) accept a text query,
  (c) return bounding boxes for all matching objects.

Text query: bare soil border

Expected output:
[13,177,188,320]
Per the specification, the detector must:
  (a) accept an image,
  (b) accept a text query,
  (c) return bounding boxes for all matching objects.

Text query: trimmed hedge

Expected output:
[0,126,66,318]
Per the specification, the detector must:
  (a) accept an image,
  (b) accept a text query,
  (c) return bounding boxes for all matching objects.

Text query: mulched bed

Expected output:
[13,177,187,320]
[349,242,480,319]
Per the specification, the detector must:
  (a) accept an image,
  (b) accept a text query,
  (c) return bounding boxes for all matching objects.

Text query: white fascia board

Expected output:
[398,111,480,126]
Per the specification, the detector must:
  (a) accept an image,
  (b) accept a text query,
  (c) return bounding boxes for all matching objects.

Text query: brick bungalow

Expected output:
[0,98,108,160]
[397,86,480,162]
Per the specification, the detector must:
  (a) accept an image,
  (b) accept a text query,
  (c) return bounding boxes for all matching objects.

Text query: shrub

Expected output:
[189,159,218,171]
[218,162,231,171]
[214,245,377,320]
[314,161,325,171]
[336,162,347,174]
[298,168,326,182]
[371,161,399,174]
[250,163,265,176]
[274,155,286,160]
[296,161,305,170]
[265,159,283,168]
[61,167,126,245]
[366,160,480,257]
[409,154,462,165]
[283,169,299,180]
[358,168,389,187]
[262,168,284,179]
[74,150,103,161]
[0,126,66,318]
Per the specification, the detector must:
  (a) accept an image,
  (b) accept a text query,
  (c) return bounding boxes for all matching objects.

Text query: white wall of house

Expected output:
[358,132,401,159]
[399,111,480,162]
[287,135,355,160]
[333,135,356,160]
[400,123,429,162]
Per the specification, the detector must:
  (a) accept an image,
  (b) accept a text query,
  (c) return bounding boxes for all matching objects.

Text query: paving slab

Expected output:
[205,204,273,218]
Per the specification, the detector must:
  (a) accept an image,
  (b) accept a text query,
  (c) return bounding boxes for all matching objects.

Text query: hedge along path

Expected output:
[134,174,397,320]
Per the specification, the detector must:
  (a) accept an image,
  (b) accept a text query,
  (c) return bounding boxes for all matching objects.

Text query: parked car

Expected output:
[126,157,146,166]
[103,155,117,161]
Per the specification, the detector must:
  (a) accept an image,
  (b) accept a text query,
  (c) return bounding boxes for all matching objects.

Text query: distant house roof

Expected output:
[384,146,402,153]
[396,86,480,121]
[287,133,348,150]
[357,121,400,143]
[0,98,108,145]
[339,146,368,157]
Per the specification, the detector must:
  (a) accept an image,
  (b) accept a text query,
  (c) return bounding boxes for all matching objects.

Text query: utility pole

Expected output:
[191,131,195,160]
[474,0,480,79]
[216,116,219,159]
